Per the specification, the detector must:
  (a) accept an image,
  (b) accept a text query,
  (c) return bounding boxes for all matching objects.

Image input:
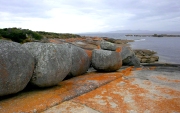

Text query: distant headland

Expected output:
[125,34,180,37]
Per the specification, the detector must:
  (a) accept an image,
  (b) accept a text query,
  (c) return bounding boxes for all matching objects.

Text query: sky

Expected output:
[0,0,180,33]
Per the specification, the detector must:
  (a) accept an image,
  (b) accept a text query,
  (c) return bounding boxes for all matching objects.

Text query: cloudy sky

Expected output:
[0,0,180,33]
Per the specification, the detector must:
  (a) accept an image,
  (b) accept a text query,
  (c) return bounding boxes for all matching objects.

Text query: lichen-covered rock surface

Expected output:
[92,49,122,72]
[120,46,140,67]
[0,40,34,96]
[133,49,159,63]
[68,45,90,77]
[22,42,72,87]
[100,41,116,51]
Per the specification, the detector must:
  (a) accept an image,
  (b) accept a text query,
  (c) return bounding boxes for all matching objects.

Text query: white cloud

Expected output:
[0,0,180,33]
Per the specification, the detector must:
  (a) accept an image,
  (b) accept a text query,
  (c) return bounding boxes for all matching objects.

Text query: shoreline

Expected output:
[1,36,180,112]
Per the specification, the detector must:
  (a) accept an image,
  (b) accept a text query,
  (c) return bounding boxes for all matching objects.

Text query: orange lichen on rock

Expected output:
[92,37,103,41]
[84,49,92,59]
[149,66,156,70]
[48,39,64,44]
[155,75,180,83]
[64,38,86,42]
[121,67,133,76]
[115,47,122,52]
[0,67,132,113]
[97,45,101,49]
[135,67,143,70]
[72,71,180,113]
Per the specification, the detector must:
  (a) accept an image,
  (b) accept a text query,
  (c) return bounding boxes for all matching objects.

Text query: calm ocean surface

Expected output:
[80,33,180,64]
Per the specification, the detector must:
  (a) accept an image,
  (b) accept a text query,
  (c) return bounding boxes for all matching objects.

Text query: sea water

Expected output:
[80,33,180,64]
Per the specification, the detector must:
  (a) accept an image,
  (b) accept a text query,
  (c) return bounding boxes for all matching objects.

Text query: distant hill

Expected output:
[108,30,180,34]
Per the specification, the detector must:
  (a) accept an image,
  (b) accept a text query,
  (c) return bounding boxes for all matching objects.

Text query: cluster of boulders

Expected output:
[0,39,141,96]
[0,40,90,96]
[133,49,159,63]
[92,41,122,72]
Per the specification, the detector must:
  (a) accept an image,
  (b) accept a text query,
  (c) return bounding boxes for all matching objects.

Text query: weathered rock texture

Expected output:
[92,49,122,72]
[100,41,116,51]
[133,49,159,63]
[0,40,34,96]
[103,38,134,44]
[68,45,90,77]
[22,42,72,87]
[120,46,140,67]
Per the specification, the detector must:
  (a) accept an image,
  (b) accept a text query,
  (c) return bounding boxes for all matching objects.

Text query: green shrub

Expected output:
[0,28,43,43]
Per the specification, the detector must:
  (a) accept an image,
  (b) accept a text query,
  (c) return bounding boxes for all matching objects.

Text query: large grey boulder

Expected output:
[100,41,116,51]
[22,42,72,87]
[120,46,140,67]
[0,40,34,96]
[92,49,122,72]
[68,45,90,77]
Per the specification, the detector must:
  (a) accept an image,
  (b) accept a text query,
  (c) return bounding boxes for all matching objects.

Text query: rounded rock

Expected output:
[68,45,90,77]
[100,41,116,51]
[0,40,34,96]
[22,42,72,87]
[92,49,122,72]
[120,46,140,67]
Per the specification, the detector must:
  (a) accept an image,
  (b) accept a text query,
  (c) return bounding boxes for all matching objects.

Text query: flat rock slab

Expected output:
[45,65,180,113]
[0,67,132,113]
[42,101,100,113]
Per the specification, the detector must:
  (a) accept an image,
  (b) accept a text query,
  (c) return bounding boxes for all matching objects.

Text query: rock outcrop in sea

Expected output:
[133,49,159,63]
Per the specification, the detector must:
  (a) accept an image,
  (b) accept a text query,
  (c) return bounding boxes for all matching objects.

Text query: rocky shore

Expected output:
[0,36,160,96]
[0,34,180,113]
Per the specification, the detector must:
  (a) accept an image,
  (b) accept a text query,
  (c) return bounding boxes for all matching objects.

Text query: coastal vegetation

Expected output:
[0,28,81,43]
[37,31,81,39]
[0,28,43,43]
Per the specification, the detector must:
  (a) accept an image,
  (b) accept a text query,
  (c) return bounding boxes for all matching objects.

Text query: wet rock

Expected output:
[92,49,122,72]
[100,41,116,51]
[68,45,90,77]
[22,42,71,87]
[0,40,34,96]
[120,46,140,67]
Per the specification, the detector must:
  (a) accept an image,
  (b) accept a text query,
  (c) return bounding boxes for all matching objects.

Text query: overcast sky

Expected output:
[0,0,180,33]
